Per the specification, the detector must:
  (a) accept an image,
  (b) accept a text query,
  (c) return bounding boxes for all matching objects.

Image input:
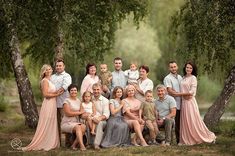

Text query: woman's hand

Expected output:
[92,117,101,124]
[183,95,192,100]
[138,118,145,125]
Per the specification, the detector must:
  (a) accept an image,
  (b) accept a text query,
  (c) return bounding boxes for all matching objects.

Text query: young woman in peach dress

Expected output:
[22,64,62,151]
[179,61,216,145]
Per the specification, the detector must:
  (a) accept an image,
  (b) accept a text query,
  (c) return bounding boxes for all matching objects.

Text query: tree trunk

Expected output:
[54,27,64,62]
[204,65,235,129]
[8,23,39,128]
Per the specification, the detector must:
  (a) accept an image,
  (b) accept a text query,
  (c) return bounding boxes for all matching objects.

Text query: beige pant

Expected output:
[94,121,107,146]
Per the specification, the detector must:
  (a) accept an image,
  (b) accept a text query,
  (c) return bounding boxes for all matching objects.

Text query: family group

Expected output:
[21,57,216,151]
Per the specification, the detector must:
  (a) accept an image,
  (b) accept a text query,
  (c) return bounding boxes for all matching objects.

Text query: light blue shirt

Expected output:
[155,95,176,119]
[111,70,127,91]
[163,73,182,110]
[51,71,72,108]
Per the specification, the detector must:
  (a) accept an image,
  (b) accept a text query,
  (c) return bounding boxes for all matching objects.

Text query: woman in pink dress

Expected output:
[122,85,148,146]
[179,61,216,145]
[80,63,100,96]
[22,64,62,151]
[61,84,87,151]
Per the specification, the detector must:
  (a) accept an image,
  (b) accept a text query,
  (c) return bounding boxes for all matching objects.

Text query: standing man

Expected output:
[51,59,72,144]
[155,84,176,146]
[110,57,127,96]
[163,61,182,144]
[134,65,154,102]
[92,83,110,149]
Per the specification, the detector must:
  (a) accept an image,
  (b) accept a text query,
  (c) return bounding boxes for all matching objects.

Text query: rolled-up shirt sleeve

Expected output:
[62,74,72,91]
[163,77,172,88]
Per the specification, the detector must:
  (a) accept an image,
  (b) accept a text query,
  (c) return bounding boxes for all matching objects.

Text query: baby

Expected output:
[99,64,112,98]
[124,63,139,84]
[139,90,159,144]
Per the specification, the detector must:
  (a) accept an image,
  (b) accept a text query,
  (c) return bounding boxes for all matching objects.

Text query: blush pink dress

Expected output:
[22,78,60,151]
[179,75,216,145]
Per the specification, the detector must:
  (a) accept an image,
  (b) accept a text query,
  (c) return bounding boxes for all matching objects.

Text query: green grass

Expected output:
[0,120,235,156]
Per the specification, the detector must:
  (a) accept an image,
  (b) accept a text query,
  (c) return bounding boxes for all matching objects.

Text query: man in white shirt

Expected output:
[92,83,110,149]
[163,61,182,144]
[51,59,72,143]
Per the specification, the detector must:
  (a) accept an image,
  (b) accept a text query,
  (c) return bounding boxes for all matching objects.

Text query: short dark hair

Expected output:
[56,59,65,64]
[183,60,198,77]
[68,84,78,92]
[168,60,177,65]
[139,65,149,73]
[86,63,97,75]
[113,57,122,62]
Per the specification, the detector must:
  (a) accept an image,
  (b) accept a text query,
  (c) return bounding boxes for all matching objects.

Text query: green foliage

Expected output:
[104,18,161,84]
[213,120,235,136]
[197,75,222,103]
[0,95,8,112]
[148,0,185,82]
[170,0,235,81]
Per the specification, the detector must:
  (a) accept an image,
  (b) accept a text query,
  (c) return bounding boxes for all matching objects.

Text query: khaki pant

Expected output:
[94,121,107,146]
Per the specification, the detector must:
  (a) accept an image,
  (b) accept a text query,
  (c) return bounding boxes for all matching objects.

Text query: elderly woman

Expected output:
[80,63,100,96]
[61,84,86,151]
[122,85,148,146]
[134,65,154,102]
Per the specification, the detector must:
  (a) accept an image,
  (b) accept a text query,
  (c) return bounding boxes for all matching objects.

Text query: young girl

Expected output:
[81,91,97,135]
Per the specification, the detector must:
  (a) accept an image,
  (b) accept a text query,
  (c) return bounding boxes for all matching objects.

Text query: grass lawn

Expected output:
[0,103,235,156]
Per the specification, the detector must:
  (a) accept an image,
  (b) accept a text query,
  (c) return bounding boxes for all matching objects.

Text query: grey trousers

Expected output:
[164,118,175,143]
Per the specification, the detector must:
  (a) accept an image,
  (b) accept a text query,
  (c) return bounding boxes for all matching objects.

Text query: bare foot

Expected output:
[91,131,96,135]
[80,147,86,151]
[140,140,149,147]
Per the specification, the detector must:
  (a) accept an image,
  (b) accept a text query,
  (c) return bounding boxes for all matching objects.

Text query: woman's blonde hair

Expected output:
[40,64,52,80]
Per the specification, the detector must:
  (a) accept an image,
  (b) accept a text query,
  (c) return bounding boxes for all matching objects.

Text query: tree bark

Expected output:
[54,31,64,61]
[8,23,39,128]
[204,65,235,129]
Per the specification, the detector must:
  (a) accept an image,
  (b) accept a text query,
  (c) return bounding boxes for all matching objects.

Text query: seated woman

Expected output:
[61,84,86,151]
[122,85,148,146]
[101,86,131,148]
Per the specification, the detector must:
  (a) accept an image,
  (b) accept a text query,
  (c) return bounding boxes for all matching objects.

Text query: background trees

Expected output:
[168,0,235,128]
[0,0,234,129]
[0,0,149,128]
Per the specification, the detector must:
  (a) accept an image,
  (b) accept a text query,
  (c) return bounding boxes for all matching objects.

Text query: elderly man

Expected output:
[155,84,176,146]
[92,83,110,149]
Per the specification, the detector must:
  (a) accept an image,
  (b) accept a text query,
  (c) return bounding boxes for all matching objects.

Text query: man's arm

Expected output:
[62,74,72,91]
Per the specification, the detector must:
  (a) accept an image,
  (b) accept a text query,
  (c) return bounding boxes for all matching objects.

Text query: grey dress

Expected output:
[101,99,131,148]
